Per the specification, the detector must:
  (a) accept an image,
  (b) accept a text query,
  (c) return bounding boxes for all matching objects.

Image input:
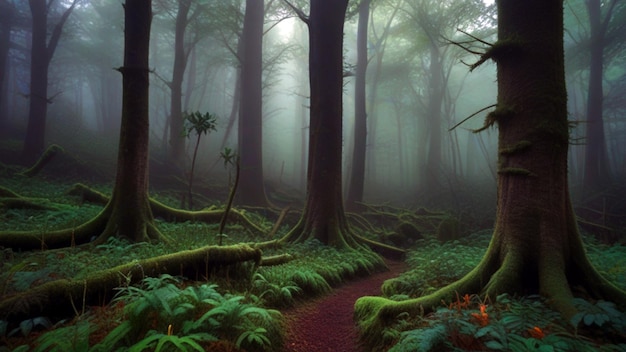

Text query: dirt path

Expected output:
[282,260,407,352]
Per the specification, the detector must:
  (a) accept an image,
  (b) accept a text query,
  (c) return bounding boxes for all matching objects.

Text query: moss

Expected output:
[474,105,516,133]
[500,140,532,155]
[0,244,262,322]
[19,144,64,177]
[497,167,535,176]
[469,37,525,72]
[437,217,460,242]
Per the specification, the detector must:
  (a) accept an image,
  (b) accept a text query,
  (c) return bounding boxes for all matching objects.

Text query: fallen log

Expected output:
[0,243,262,323]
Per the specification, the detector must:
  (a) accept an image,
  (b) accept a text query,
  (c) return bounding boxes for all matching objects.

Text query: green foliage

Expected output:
[382,233,488,298]
[32,320,93,352]
[126,330,209,352]
[364,231,626,352]
[253,272,302,307]
[571,298,626,330]
[96,274,281,351]
[182,110,218,209]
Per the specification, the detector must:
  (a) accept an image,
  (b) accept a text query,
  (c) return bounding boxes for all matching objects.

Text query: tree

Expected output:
[21,0,78,163]
[168,0,193,168]
[345,0,371,212]
[355,0,626,343]
[280,0,357,247]
[95,0,164,244]
[0,0,13,130]
[582,0,623,192]
[238,0,269,206]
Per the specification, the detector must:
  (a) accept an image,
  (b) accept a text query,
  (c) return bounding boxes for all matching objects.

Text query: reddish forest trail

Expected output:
[282,260,407,352]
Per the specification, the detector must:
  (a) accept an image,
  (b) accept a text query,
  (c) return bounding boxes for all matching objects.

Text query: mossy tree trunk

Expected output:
[280,0,356,249]
[94,0,163,244]
[355,0,626,341]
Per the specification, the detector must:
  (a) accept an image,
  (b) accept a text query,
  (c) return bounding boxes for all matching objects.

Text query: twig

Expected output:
[448,104,496,131]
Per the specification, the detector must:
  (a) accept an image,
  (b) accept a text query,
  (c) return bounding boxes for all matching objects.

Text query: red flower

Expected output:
[471,304,489,326]
[528,326,545,339]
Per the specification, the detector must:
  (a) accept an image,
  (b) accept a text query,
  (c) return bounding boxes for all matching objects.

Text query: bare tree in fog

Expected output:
[0,0,14,130]
[22,0,79,163]
[345,0,371,212]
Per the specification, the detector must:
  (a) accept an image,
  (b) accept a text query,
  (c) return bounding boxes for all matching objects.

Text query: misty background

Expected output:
[0,0,624,222]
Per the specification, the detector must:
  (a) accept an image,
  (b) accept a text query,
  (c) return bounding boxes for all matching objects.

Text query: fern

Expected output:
[127,330,214,352]
[32,320,92,352]
[389,324,448,352]
[235,327,272,350]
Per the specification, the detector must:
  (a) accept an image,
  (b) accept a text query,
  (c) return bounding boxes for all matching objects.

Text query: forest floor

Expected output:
[283,260,408,352]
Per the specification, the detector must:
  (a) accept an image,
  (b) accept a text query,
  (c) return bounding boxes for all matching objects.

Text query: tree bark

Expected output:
[168,0,192,169]
[355,0,626,345]
[22,0,77,163]
[346,0,371,212]
[0,0,12,129]
[96,0,162,244]
[582,0,612,193]
[281,0,353,248]
[238,0,269,206]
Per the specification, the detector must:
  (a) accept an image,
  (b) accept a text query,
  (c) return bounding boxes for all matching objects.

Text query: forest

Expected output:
[0,0,625,351]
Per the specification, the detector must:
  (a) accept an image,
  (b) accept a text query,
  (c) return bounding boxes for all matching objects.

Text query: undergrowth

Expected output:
[364,231,626,351]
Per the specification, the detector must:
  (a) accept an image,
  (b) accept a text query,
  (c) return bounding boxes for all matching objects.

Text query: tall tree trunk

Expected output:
[95,0,162,244]
[22,0,49,163]
[282,0,357,247]
[168,0,192,169]
[346,0,371,212]
[22,0,77,163]
[0,0,12,129]
[423,43,444,191]
[355,0,626,343]
[237,0,268,206]
[582,0,612,193]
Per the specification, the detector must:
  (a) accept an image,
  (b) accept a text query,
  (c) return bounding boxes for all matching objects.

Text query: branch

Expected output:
[282,0,309,25]
[448,104,496,131]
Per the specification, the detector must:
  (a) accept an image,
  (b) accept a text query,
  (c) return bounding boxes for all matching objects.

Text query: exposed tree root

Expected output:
[67,183,267,235]
[0,243,262,323]
[18,144,64,177]
[354,225,626,348]
[0,186,21,198]
[0,184,269,250]
[0,197,61,211]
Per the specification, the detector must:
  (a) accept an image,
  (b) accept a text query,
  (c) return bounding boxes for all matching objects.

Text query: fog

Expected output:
[1,0,624,213]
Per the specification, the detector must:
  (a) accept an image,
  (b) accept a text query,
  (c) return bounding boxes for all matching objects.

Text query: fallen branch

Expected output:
[19,144,64,177]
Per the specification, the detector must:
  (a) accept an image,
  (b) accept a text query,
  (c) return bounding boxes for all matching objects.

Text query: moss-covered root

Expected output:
[0,244,262,322]
[355,288,462,349]
[18,144,64,177]
[65,183,268,236]
[0,210,110,250]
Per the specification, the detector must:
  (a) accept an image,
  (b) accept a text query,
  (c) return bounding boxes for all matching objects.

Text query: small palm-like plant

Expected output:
[217,147,239,245]
[182,111,217,209]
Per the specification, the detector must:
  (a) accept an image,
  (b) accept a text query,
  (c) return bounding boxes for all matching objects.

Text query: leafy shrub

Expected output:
[93,274,282,352]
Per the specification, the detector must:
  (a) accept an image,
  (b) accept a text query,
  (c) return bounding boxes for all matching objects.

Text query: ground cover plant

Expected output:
[0,169,387,351]
[1,142,625,351]
[363,232,626,351]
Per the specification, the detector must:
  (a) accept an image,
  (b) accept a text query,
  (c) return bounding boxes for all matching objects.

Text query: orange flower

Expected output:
[471,304,489,326]
[528,326,545,339]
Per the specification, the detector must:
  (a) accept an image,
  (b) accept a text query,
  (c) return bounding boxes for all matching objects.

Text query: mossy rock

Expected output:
[393,221,423,245]
[437,217,460,242]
